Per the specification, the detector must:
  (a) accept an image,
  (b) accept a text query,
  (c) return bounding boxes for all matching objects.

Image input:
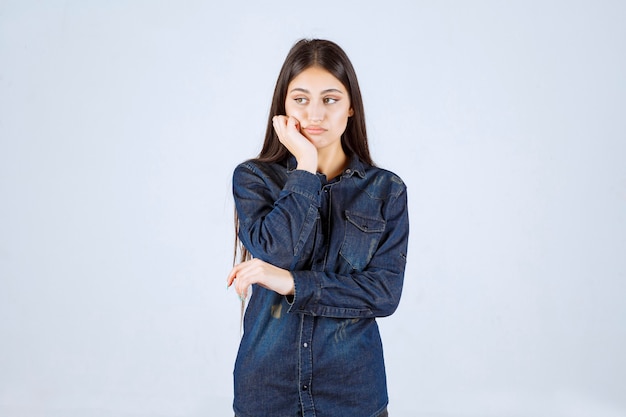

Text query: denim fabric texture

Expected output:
[236,407,387,417]
[232,155,409,417]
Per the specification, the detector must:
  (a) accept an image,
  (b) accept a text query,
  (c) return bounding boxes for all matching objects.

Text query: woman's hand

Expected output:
[272,115,318,174]
[227,258,295,300]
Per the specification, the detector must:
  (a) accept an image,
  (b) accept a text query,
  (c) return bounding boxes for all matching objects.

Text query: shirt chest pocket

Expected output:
[339,211,386,271]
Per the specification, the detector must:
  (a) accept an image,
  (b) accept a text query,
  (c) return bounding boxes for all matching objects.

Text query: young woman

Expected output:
[227,39,409,417]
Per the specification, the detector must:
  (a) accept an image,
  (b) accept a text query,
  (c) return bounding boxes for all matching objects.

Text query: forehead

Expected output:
[288,66,346,92]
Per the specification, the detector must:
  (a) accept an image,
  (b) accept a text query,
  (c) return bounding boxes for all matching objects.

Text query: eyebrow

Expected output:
[289,88,345,95]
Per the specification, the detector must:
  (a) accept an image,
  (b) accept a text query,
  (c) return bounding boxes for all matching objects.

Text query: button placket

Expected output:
[299,315,315,415]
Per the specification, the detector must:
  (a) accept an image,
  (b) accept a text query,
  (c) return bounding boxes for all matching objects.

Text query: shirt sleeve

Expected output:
[233,162,322,269]
[287,185,409,318]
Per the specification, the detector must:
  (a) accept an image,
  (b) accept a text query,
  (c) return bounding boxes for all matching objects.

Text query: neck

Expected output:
[317,147,348,180]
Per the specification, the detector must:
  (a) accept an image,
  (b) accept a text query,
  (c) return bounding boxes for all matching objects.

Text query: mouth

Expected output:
[303,126,327,135]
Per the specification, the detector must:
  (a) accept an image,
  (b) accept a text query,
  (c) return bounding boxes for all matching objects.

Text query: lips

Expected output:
[303,126,327,135]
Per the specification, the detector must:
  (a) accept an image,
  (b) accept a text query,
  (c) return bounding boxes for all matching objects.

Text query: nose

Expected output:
[308,100,324,123]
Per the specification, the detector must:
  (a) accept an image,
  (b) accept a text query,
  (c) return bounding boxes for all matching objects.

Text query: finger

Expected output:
[287,116,300,131]
[234,278,248,300]
[273,115,288,129]
[227,261,251,289]
[232,261,256,286]
[273,116,289,140]
[233,260,263,296]
[226,264,241,287]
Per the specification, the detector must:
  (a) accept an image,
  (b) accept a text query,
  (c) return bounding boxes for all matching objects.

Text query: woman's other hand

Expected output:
[272,115,317,174]
[227,258,295,300]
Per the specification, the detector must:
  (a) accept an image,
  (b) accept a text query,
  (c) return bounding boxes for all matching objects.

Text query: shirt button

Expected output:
[345,169,351,174]
[303,342,308,348]
[302,385,308,391]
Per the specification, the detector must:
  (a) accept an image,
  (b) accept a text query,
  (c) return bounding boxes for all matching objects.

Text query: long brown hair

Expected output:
[234,39,373,267]
[259,38,373,164]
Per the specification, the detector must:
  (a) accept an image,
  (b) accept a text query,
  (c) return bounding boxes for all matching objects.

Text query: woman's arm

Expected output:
[288,187,409,318]
[230,184,409,318]
[233,162,321,269]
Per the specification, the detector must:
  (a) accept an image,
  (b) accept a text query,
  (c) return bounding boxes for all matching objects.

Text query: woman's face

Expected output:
[285,66,353,152]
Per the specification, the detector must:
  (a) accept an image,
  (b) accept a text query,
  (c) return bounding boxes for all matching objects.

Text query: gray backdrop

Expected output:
[1,1,625,416]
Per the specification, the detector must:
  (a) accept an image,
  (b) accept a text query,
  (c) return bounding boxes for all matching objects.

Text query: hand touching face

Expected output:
[272,114,317,173]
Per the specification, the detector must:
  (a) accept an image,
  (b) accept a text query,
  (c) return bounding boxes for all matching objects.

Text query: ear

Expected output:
[348,108,354,117]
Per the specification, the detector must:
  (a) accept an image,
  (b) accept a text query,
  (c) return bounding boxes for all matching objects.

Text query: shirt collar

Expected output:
[344,154,366,178]
[286,154,366,179]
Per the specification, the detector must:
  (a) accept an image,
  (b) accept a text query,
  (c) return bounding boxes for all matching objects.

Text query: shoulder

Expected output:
[358,165,407,199]
[234,158,267,175]
[367,165,406,186]
[234,158,281,177]
[233,158,289,186]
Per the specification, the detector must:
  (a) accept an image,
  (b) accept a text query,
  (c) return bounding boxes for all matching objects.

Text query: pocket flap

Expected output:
[345,211,386,233]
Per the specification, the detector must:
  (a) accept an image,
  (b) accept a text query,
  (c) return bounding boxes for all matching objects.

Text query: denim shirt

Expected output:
[232,155,409,417]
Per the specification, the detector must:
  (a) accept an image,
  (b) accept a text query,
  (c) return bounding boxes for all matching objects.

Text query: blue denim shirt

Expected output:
[232,155,409,417]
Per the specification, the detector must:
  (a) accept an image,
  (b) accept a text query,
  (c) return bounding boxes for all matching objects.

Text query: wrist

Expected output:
[279,270,295,296]
[296,158,317,174]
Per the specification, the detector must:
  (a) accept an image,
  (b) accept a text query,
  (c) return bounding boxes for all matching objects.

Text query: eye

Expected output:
[324,97,338,104]
[294,97,309,104]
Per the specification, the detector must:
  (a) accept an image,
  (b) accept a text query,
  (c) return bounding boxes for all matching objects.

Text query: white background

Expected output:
[1,1,625,416]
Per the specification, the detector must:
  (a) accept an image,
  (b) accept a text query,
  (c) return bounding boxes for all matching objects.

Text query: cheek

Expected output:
[332,111,351,126]
[285,106,303,118]
[284,100,299,115]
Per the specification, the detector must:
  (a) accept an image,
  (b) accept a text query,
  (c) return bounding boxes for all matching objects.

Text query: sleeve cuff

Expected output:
[282,170,322,204]
[287,270,320,314]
